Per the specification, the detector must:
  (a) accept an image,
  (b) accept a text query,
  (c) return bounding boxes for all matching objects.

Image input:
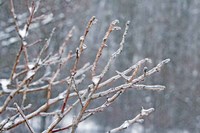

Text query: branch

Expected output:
[72,16,96,73]
[14,103,35,133]
[91,19,121,76]
[107,108,154,133]
[92,59,170,100]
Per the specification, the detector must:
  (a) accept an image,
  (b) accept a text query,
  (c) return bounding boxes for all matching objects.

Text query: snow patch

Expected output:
[28,62,35,70]
[92,76,100,85]
[42,13,53,25]
[77,119,100,132]
[0,79,11,92]
[122,121,130,128]
[19,27,27,38]
[25,70,35,80]
[131,123,144,133]
[61,114,100,132]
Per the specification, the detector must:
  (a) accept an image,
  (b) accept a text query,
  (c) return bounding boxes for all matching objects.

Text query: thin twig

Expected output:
[14,103,35,133]
[107,108,154,133]
[91,20,120,77]
[72,16,96,73]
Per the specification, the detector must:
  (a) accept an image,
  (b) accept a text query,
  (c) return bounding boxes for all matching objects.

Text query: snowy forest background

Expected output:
[0,0,200,133]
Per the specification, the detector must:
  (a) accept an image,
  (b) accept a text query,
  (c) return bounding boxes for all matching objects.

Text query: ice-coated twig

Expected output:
[91,19,121,77]
[86,90,123,113]
[97,58,151,89]
[92,58,170,100]
[134,84,165,91]
[107,108,154,133]
[99,21,130,80]
[72,16,96,73]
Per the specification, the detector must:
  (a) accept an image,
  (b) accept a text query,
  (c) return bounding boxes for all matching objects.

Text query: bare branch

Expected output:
[91,20,121,76]
[14,103,35,133]
[107,108,154,133]
[72,16,96,73]
[0,3,170,132]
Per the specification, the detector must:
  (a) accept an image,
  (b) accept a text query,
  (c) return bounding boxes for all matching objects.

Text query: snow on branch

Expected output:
[107,108,154,133]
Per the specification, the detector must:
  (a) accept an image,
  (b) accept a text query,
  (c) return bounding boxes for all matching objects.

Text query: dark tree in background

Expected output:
[0,0,199,133]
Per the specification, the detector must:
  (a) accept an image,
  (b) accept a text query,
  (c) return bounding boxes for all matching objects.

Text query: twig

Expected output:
[9,43,24,80]
[59,26,75,55]
[9,0,37,80]
[70,21,129,133]
[86,90,123,113]
[107,108,154,133]
[92,59,170,100]
[128,65,140,82]
[134,84,165,91]
[72,16,96,73]
[97,58,151,89]
[14,103,35,133]
[0,78,32,113]
[10,0,21,39]
[72,77,83,107]
[61,79,72,113]
[91,20,120,77]
[37,27,56,65]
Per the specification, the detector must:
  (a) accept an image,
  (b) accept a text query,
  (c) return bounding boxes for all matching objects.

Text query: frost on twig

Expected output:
[91,19,122,77]
[134,84,165,91]
[107,108,154,133]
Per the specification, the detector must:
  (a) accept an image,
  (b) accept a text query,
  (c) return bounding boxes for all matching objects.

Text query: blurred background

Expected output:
[0,0,200,133]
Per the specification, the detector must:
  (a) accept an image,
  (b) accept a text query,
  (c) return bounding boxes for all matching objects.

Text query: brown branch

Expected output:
[43,99,80,133]
[9,44,23,80]
[61,79,72,113]
[72,16,96,73]
[72,77,83,107]
[0,78,29,113]
[90,21,130,96]
[23,45,29,70]
[70,21,130,133]
[4,95,65,130]
[14,103,35,133]
[9,0,36,80]
[52,91,126,133]
[128,65,140,83]
[1,7,170,132]
[91,20,120,77]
